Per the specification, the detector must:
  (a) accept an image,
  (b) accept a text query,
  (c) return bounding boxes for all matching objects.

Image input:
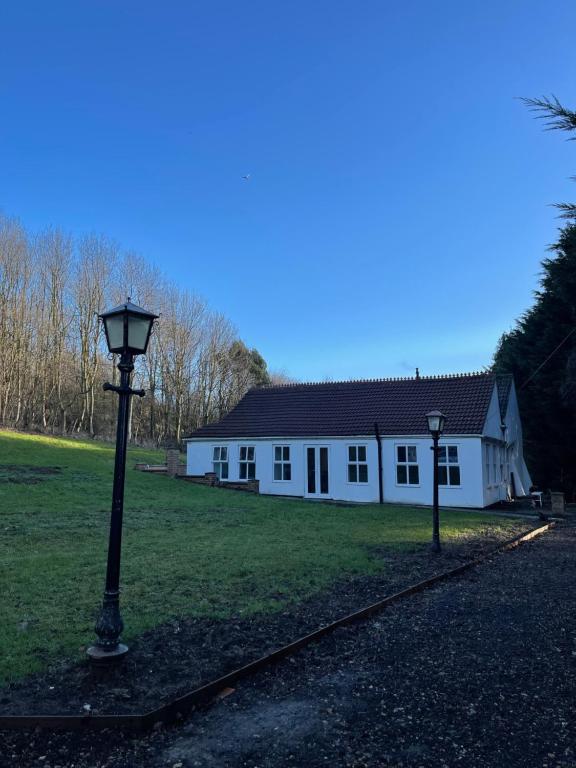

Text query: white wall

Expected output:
[186,434,486,507]
[482,441,507,506]
[480,380,532,503]
[483,384,505,440]
[503,383,532,495]
[481,384,507,506]
[187,437,381,502]
[381,436,484,508]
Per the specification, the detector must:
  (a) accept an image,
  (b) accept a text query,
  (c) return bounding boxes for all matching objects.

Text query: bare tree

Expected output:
[0,217,275,445]
[156,288,205,442]
[72,235,116,435]
[268,369,296,385]
[0,215,31,425]
[33,229,74,431]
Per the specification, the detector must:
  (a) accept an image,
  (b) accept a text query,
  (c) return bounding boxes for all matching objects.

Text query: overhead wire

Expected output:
[519,326,576,390]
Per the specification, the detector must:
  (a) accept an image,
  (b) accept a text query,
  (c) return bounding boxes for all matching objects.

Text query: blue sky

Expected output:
[1,1,575,381]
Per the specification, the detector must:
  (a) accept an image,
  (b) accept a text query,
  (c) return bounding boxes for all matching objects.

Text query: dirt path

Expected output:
[2,524,574,767]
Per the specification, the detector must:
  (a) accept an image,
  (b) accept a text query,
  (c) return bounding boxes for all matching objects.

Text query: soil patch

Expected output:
[0,465,62,484]
[0,520,531,718]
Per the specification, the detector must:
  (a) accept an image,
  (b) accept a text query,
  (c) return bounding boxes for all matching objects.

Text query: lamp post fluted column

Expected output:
[431,430,441,553]
[87,353,145,663]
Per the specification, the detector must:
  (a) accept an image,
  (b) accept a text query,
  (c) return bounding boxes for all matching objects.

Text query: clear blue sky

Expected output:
[1,1,575,381]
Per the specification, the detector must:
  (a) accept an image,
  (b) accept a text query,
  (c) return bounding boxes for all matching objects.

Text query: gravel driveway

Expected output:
[2,523,574,767]
[160,523,576,768]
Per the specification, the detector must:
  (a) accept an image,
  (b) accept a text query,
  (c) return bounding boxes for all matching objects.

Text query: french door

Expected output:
[305,446,330,497]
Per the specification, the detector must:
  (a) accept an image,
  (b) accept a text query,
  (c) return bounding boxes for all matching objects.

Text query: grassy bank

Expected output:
[0,430,523,682]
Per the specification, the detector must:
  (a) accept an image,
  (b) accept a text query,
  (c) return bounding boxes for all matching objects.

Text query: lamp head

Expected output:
[100,299,158,356]
[426,410,446,436]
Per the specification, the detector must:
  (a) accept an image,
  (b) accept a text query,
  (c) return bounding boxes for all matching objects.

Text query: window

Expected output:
[212,446,228,479]
[348,445,368,483]
[396,445,419,485]
[239,445,256,480]
[438,445,460,486]
[485,444,490,484]
[492,446,497,484]
[274,445,291,481]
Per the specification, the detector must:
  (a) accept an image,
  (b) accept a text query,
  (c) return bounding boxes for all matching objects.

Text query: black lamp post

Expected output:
[426,409,446,554]
[87,299,158,664]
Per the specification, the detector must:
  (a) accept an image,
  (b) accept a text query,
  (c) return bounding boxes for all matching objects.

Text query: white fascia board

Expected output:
[184,433,482,442]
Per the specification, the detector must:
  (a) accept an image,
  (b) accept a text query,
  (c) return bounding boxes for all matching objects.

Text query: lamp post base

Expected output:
[86,643,129,665]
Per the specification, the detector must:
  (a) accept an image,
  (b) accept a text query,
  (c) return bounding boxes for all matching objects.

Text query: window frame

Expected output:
[273,444,292,482]
[238,444,256,481]
[395,444,420,487]
[212,445,229,480]
[346,444,369,484]
[437,444,461,488]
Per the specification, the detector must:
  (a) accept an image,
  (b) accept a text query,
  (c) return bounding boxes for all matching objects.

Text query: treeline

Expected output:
[0,213,281,445]
[494,96,576,498]
[494,223,576,497]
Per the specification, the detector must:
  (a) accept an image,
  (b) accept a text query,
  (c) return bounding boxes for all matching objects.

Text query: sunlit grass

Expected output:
[0,429,522,683]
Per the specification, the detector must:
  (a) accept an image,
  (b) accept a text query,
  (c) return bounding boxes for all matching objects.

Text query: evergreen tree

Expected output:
[494,96,576,496]
[494,224,576,496]
[521,95,576,219]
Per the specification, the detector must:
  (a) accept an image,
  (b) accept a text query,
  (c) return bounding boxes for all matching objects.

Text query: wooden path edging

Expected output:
[0,521,555,732]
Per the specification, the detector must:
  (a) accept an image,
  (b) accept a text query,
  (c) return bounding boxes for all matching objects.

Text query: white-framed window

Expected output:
[273,445,291,481]
[396,445,419,485]
[212,446,229,479]
[348,445,368,483]
[485,444,490,484]
[438,445,460,486]
[239,445,256,480]
[493,446,497,484]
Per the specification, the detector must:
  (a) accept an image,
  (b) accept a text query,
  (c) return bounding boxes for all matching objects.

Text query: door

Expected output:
[305,446,330,497]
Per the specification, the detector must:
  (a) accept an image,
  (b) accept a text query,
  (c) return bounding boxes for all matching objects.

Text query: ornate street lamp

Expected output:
[426,410,446,554]
[87,300,158,664]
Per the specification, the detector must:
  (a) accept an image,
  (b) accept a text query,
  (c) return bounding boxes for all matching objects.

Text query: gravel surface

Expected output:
[2,521,574,767]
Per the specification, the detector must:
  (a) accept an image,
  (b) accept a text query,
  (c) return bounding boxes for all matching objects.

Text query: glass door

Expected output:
[305,446,330,497]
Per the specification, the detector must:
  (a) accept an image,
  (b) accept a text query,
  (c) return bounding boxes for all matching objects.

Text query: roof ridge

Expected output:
[258,371,492,389]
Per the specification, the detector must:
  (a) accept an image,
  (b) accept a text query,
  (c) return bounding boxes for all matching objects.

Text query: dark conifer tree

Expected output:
[494,224,576,496]
[494,95,576,496]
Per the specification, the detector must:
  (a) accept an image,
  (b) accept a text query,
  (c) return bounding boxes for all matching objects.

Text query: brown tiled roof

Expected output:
[187,372,502,439]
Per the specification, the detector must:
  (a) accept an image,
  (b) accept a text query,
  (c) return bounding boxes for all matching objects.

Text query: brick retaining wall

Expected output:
[178,474,260,494]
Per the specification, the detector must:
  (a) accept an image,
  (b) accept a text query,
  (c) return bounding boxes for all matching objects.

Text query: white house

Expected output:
[184,372,532,508]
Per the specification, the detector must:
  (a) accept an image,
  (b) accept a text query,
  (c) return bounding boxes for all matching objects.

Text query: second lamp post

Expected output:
[426,409,446,554]
[87,300,158,664]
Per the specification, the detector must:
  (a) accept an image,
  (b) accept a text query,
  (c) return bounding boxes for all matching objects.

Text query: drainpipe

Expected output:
[501,423,509,501]
[374,422,384,504]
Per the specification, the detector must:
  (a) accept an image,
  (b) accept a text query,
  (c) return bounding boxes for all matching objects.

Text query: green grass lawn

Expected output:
[0,429,521,684]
